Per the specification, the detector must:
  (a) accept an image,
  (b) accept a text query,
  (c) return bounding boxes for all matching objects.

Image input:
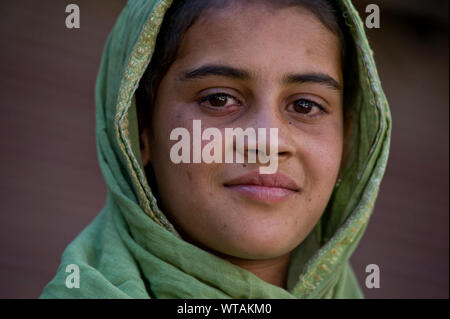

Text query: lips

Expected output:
[224,171,300,203]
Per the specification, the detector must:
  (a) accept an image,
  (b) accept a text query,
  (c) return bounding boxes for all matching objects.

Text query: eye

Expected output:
[198,93,241,108]
[288,99,327,117]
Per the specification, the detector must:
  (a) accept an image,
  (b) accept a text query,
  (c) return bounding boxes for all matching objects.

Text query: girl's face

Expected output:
[141,2,344,260]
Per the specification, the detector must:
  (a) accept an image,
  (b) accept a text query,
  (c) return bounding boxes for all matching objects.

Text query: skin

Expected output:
[140,2,345,288]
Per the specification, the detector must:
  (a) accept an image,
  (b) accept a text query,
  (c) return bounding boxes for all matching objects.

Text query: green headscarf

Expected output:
[41,0,391,299]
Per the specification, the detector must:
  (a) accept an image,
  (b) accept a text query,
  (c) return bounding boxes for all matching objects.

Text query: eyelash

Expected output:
[197,92,327,117]
[198,93,240,109]
[287,99,328,118]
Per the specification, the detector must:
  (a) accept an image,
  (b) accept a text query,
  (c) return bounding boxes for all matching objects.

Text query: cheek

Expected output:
[305,125,343,195]
[149,111,221,213]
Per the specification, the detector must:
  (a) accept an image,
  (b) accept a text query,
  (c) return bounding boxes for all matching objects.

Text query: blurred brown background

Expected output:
[0,0,448,298]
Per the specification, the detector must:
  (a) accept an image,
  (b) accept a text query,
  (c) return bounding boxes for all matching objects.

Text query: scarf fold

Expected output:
[41,0,391,299]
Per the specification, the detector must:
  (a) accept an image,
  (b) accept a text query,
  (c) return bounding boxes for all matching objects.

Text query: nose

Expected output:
[235,101,297,164]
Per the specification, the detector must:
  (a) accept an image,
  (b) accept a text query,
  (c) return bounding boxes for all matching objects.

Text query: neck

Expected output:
[174,226,292,289]
[219,252,292,289]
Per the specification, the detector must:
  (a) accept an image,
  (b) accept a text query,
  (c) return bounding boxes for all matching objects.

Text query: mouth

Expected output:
[223,171,300,203]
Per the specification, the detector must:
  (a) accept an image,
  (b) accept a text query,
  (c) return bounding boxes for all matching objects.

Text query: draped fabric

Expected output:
[41,0,391,298]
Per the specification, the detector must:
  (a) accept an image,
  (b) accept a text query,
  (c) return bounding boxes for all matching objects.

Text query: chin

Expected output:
[219,228,301,260]
[225,245,292,261]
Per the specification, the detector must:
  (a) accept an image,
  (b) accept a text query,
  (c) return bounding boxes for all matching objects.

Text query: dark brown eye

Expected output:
[209,94,228,107]
[293,99,315,114]
[287,98,327,118]
[199,93,240,109]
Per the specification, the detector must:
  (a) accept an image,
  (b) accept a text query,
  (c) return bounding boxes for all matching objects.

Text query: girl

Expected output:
[41,0,391,298]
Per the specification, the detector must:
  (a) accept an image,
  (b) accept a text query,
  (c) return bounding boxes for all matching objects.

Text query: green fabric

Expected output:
[41,0,391,299]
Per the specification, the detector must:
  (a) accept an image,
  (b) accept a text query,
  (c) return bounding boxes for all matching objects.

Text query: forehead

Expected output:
[173,2,342,82]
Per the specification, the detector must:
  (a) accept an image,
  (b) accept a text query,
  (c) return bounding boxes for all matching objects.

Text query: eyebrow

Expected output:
[283,73,342,91]
[179,64,341,91]
[180,64,251,81]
